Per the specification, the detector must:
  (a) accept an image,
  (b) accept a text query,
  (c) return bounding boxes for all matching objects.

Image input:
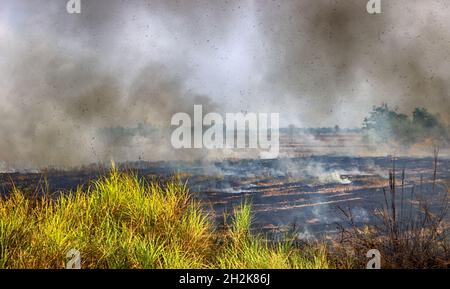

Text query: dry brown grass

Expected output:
[335,154,450,268]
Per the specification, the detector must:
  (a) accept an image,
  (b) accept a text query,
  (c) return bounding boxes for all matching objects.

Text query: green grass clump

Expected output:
[0,167,331,269]
[217,202,331,269]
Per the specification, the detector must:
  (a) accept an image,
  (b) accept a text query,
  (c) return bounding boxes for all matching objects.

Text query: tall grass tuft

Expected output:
[217,201,332,269]
[0,167,331,269]
[0,166,212,268]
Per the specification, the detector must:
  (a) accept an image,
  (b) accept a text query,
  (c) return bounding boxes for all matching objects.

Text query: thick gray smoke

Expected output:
[0,0,227,168]
[255,0,450,126]
[0,0,449,168]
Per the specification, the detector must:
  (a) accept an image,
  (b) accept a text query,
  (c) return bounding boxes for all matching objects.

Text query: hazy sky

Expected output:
[1,0,450,167]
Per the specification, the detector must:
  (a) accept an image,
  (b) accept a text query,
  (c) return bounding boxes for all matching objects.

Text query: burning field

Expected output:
[2,0,450,270]
[1,131,450,269]
[2,135,449,240]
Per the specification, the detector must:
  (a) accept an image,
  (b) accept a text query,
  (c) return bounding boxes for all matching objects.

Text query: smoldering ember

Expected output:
[171,105,280,158]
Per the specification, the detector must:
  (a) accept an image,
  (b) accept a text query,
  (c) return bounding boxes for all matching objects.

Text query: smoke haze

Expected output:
[1,0,450,168]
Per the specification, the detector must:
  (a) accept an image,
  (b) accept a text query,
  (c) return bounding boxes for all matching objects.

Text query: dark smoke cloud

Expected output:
[0,0,237,168]
[0,39,216,168]
[0,0,449,168]
[255,0,450,125]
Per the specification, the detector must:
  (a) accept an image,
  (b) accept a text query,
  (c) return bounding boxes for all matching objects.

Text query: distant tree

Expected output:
[362,104,449,145]
[412,108,440,129]
[362,104,413,143]
[412,108,448,143]
[334,125,340,133]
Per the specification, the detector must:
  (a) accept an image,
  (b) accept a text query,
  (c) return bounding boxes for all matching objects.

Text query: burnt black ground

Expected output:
[1,156,449,238]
